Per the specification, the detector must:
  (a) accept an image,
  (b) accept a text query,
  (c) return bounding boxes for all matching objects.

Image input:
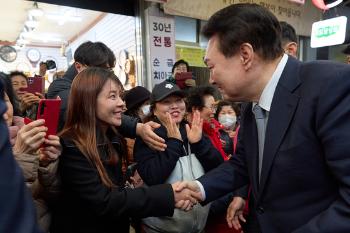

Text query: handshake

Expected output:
[171,180,247,232]
[171,181,203,211]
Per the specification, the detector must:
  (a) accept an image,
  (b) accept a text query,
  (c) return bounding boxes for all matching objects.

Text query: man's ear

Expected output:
[284,42,298,58]
[239,43,254,70]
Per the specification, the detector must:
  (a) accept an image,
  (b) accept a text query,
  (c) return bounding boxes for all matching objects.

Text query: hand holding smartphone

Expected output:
[175,72,193,89]
[19,76,45,95]
[24,99,61,137]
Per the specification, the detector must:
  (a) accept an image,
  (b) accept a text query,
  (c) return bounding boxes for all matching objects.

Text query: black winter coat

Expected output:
[51,128,175,233]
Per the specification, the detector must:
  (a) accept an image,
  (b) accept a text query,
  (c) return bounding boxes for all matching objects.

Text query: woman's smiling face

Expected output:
[153,95,186,124]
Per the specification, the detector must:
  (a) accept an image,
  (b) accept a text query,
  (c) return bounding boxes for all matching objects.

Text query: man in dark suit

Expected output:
[0,80,41,232]
[175,3,350,233]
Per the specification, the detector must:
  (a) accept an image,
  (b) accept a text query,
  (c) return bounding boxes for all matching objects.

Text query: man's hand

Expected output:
[226,196,246,232]
[13,119,47,154]
[186,110,203,144]
[172,181,202,211]
[136,121,167,151]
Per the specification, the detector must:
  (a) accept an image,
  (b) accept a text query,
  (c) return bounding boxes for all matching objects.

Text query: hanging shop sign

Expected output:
[311,16,347,48]
[164,0,321,36]
[312,0,343,11]
[149,15,176,85]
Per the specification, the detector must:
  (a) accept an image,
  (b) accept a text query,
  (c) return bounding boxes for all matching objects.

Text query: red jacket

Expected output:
[203,119,229,161]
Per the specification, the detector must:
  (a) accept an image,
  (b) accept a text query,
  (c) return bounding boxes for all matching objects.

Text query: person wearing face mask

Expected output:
[215,100,240,156]
[124,86,151,123]
[203,100,246,233]
[123,86,151,232]
[124,86,151,166]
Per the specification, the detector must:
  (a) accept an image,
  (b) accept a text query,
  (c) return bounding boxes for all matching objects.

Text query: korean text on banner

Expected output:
[149,16,176,85]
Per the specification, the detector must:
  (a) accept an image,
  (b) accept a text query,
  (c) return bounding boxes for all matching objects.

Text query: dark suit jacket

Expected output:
[198,56,350,233]
[0,89,41,233]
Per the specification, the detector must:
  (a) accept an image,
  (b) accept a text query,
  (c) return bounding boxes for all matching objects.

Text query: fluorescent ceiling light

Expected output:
[46,14,82,22]
[46,10,82,26]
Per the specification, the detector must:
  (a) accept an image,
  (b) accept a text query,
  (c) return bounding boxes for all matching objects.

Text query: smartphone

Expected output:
[36,99,61,137]
[175,72,193,89]
[19,76,45,95]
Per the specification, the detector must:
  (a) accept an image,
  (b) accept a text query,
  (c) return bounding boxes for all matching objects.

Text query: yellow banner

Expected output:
[176,46,206,67]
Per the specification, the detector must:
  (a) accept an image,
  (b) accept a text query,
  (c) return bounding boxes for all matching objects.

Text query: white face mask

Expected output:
[141,104,151,116]
[218,114,237,129]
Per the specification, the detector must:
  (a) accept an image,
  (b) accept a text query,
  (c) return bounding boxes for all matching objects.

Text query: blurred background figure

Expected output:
[280,21,298,58]
[124,86,151,123]
[9,71,44,119]
[167,59,196,90]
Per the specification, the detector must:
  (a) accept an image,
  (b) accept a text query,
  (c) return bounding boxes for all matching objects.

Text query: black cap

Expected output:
[150,81,184,103]
[124,86,150,111]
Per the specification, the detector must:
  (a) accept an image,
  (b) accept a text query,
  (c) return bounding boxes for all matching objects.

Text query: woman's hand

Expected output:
[13,119,47,154]
[39,135,62,166]
[186,110,203,144]
[163,112,182,141]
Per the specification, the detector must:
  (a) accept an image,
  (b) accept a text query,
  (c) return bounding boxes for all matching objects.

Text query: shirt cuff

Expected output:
[195,180,206,201]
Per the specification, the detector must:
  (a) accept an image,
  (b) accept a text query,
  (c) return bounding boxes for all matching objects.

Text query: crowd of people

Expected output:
[1,3,350,233]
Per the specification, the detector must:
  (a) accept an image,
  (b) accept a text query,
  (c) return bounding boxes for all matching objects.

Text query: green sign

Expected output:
[311,16,347,48]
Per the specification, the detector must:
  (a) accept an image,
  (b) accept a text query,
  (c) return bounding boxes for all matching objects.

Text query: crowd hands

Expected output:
[136,111,247,231]
[18,91,44,113]
[12,119,62,166]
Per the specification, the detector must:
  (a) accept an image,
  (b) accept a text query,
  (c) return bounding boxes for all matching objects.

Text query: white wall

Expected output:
[0,46,67,74]
[68,13,136,88]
